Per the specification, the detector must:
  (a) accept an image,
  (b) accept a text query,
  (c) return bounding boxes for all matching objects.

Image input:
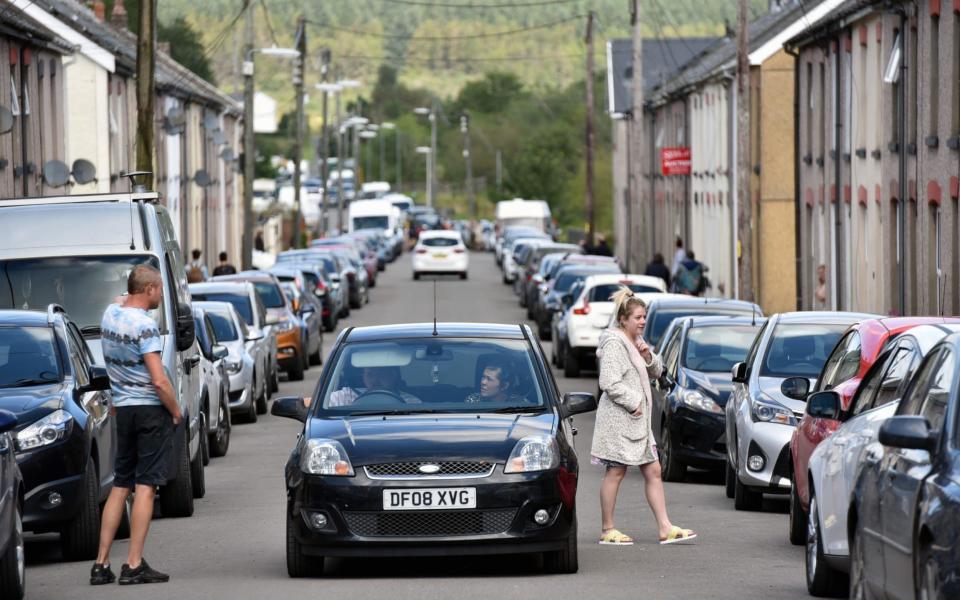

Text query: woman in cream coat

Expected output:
[591,287,696,546]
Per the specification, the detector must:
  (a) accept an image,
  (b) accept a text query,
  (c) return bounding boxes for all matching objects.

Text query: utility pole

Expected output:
[396,130,402,191]
[319,49,331,235]
[736,0,753,301]
[585,11,596,247]
[379,126,386,181]
[461,113,475,218]
[335,85,345,233]
[241,0,255,269]
[629,0,645,267]
[495,150,502,195]
[134,0,156,189]
[291,16,306,249]
[429,101,437,206]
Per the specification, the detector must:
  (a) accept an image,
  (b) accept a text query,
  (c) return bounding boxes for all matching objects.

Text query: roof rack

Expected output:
[0,191,161,208]
[47,303,67,325]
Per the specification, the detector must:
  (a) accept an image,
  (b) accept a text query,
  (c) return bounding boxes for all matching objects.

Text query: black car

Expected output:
[651,316,765,481]
[0,306,115,561]
[643,296,764,350]
[517,244,582,309]
[271,323,597,577]
[0,409,24,599]
[848,331,960,600]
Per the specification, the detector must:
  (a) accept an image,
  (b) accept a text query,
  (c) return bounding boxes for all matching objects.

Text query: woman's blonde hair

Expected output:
[610,286,647,327]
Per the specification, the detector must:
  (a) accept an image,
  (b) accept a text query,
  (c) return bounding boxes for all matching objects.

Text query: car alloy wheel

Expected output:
[0,502,26,599]
[659,423,685,482]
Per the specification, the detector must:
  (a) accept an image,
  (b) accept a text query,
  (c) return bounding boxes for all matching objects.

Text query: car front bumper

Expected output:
[668,407,726,469]
[735,418,794,491]
[288,467,576,557]
[413,255,469,273]
[277,329,303,368]
[17,434,87,531]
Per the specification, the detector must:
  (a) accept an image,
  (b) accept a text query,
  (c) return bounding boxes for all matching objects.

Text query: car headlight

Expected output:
[679,389,723,415]
[300,439,354,476]
[505,435,560,473]
[277,318,296,332]
[17,409,73,451]
[226,359,243,374]
[750,395,797,426]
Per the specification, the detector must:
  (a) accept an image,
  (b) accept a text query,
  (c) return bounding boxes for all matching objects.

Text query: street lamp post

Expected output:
[360,129,377,187]
[416,146,432,206]
[413,105,437,207]
[241,45,299,267]
[379,122,394,183]
[329,80,361,233]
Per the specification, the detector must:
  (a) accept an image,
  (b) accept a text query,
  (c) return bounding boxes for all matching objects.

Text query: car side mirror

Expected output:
[82,365,111,393]
[176,302,196,352]
[659,372,675,389]
[781,377,811,401]
[562,392,597,417]
[271,396,309,422]
[879,416,937,452]
[246,328,265,342]
[0,409,17,434]
[211,344,229,361]
[806,391,841,420]
[731,362,749,384]
[265,314,280,326]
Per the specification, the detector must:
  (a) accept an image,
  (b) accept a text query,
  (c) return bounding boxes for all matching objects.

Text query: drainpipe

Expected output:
[785,44,803,311]
[834,36,843,311]
[896,9,907,315]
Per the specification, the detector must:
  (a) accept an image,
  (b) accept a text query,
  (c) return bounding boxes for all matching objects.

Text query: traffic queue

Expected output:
[493,212,960,599]
[0,190,409,599]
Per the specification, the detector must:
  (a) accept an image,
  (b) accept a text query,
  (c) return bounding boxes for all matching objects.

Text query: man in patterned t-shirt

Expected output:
[90,265,181,586]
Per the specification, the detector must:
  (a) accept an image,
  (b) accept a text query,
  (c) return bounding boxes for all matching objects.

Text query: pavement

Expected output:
[26,251,809,599]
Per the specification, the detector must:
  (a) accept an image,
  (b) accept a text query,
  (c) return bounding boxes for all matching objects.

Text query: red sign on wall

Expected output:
[661,147,691,176]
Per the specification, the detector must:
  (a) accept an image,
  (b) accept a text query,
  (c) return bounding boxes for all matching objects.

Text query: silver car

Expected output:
[802,324,960,594]
[726,311,874,511]
[192,307,232,460]
[190,283,274,419]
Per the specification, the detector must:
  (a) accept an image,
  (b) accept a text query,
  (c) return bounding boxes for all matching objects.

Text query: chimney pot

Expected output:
[110,0,127,28]
[88,0,106,21]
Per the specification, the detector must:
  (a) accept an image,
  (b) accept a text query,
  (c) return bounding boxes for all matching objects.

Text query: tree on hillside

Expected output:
[454,72,525,114]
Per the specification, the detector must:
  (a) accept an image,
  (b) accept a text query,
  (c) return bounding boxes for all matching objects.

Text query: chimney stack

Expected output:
[88,0,106,21]
[110,0,127,29]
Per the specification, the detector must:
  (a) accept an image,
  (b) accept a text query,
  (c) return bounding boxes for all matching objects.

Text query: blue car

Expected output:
[0,408,23,599]
[849,331,960,599]
[271,323,598,577]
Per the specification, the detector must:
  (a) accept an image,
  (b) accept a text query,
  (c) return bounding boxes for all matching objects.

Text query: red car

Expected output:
[785,316,960,544]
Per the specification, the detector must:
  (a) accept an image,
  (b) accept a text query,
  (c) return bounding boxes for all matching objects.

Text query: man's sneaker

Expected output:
[118,559,169,585]
[90,563,116,585]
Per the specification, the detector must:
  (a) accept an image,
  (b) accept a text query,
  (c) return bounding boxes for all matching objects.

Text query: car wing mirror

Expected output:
[781,377,811,401]
[211,344,229,361]
[265,314,281,326]
[562,392,598,417]
[659,372,675,389]
[731,362,749,384]
[271,396,309,422]
[805,391,841,421]
[82,365,111,393]
[879,416,937,452]
[176,302,196,352]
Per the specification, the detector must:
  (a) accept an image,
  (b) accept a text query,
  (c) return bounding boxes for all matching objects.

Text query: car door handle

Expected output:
[187,356,201,367]
[572,426,578,436]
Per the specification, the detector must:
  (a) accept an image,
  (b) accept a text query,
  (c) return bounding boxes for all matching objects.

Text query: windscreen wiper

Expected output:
[4,377,59,388]
[487,406,546,414]
[348,408,444,416]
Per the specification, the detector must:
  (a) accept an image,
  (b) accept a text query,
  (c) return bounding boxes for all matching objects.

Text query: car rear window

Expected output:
[206,311,239,342]
[192,293,253,325]
[761,323,850,378]
[647,308,751,347]
[253,282,285,308]
[682,325,759,373]
[422,237,459,247]
[0,326,61,387]
[588,283,661,302]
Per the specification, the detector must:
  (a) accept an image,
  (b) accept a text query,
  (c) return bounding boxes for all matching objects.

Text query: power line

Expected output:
[163,0,250,97]
[306,14,584,41]
[335,52,601,64]
[373,0,577,7]
[259,0,280,47]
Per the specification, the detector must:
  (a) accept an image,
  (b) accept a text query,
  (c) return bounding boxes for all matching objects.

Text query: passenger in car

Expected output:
[465,360,526,404]
[329,366,421,406]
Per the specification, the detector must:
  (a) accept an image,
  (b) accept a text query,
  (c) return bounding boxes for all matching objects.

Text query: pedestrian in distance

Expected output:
[592,287,696,546]
[672,251,708,296]
[592,234,613,257]
[671,236,687,277]
[186,249,208,283]
[212,251,237,277]
[90,265,181,585]
[644,252,671,289]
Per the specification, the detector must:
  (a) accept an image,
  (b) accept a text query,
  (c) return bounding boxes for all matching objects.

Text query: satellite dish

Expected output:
[0,106,12,134]
[42,160,71,187]
[71,159,97,184]
[219,146,235,162]
[202,114,220,131]
[162,106,185,134]
[212,130,227,146]
[194,169,211,186]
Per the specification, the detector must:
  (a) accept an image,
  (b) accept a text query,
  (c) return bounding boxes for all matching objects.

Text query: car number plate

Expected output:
[432,252,448,259]
[383,487,476,511]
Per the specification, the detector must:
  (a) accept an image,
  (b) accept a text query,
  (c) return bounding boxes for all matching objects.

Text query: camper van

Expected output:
[494,198,553,261]
[347,199,401,237]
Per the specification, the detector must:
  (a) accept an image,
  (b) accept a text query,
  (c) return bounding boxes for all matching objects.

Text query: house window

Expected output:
[844,49,853,154]
[819,61,826,158]
[929,14,940,138]
[889,29,902,146]
[807,62,814,155]
[909,25,919,146]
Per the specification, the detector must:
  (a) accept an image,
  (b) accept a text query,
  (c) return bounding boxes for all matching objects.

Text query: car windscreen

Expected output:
[352,216,389,230]
[206,311,239,342]
[682,325,759,373]
[588,283,661,302]
[192,293,253,325]
[647,308,748,347]
[553,273,588,293]
[761,323,850,378]
[0,255,164,331]
[422,237,459,247]
[253,282,285,308]
[0,326,62,387]
[318,338,545,414]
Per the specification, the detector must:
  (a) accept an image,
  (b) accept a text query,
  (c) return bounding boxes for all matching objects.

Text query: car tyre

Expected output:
[190,433,206,499]
[287,356,306,382]
[805,494,846,597]
[255,378,269,414]
[543,511,578,574]
[209,396,231,458]
[659,424,686,482]
[286,509,324,577]
[60,457,99,561]
[733,472,763,511]
[789,478,807,546]
[563,346,580,378]
[460,272,467,280]
[538,321,551,341]
[0,498,25,600]
[724,458,736,499]
[309,342,323,366]
[159,428,194,518]
[269,366,279,394]
[199,410,210,466]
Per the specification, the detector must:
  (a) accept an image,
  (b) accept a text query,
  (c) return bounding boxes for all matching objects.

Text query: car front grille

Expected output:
[343,509,517,537]
[364,461,496,480]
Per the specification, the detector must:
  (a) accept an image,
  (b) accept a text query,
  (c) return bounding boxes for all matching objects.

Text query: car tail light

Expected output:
[347,272,355,282]
[416,248,428,254]
[573,299,590,315]
[454,248,465,254]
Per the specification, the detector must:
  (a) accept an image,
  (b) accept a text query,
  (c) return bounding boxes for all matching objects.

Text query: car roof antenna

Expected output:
[751,302,758,327]
[432,279,439,337]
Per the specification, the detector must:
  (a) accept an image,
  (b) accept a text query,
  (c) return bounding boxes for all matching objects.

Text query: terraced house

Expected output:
[788,0,960,315]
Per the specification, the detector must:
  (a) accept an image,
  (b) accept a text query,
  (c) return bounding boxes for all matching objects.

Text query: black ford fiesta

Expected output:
[272,323,597,577]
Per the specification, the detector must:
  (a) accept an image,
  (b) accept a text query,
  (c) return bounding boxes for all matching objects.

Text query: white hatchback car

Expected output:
[413,230,469,280]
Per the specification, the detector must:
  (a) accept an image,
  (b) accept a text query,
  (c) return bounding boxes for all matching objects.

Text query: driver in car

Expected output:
[465,361,526,404]
[329,366,421,407]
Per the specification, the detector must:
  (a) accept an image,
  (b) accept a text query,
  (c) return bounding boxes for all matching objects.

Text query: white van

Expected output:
[348,199,398,235]
[495,198,552,234]
[359,181,391,200]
